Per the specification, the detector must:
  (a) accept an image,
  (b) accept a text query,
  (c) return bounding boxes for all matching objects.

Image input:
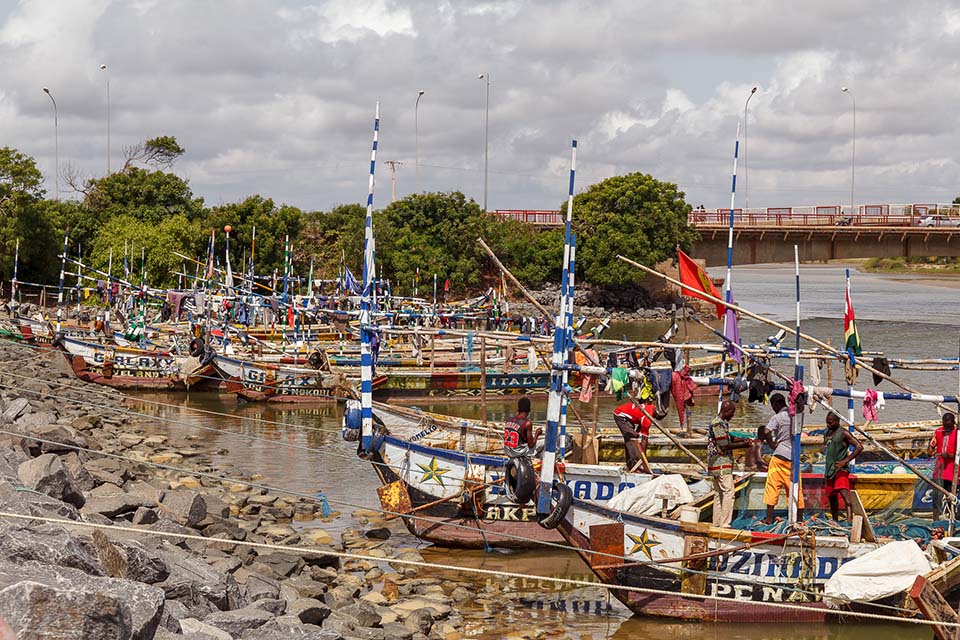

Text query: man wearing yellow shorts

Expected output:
[761,393,804,524]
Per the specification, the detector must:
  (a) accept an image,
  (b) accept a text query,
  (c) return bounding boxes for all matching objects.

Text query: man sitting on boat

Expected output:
[503,397,542,458]
[761,393,804,524]
[927,412,958,521]
[613,398,655,471]
[707,400,753,528]
[822,411,863,522]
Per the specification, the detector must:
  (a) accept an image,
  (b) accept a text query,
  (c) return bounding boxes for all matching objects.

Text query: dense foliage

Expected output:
[0,142,694,296]
[570,172,698,287]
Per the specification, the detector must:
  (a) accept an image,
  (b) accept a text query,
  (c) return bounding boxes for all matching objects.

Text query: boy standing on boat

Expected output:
[927,412,958,521]
[504,397,542,458]
[761,393,804,524]
[822,411,863,522]
[707,400,752,527]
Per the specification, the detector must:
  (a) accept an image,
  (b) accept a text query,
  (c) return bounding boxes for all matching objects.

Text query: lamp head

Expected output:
[841,87,849,92]
[478,74,485,79]
[418,90,425,96]
[42,87,50,94]
[100,64,107,70]
[751,86,757,93]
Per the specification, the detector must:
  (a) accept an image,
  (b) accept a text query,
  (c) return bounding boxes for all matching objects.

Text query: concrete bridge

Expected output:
[690,224,960,267]
[493,203,960,266]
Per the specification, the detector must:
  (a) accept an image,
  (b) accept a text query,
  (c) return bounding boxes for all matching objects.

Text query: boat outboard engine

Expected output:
[341,399,362,442]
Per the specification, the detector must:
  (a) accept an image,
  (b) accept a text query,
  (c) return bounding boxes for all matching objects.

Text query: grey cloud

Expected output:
[0,0,958,213]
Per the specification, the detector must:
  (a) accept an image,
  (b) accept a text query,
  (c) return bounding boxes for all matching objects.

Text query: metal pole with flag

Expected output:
[844,268,861,429]
[718,122,741,409]
[538,139,576,518]
[224,225,234,293]
[789,245,804,525]
[359,102,380,448]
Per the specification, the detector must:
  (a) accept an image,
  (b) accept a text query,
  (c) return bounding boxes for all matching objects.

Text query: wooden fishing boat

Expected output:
[213,353,352,402]
[60,336,217,390]
[555,498,883,622]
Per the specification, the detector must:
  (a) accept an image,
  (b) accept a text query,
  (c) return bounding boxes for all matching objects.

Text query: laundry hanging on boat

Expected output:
[610,367,629,400]
[871,356,892,386]
[671,366,697,429]
[527,346,537,371]
[787,379,806,416]
[862,388,880,421]
[649,368,673,418]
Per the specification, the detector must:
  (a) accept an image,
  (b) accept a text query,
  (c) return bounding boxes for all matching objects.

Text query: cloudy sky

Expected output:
[1,0,959,213]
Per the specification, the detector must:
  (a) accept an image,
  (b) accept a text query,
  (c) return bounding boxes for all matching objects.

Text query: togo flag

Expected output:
[844,283,862,356]
[677,250,724,319]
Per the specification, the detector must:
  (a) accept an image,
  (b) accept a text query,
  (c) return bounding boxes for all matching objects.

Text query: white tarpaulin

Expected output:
[823,540,932,606]
[604,474,694,515]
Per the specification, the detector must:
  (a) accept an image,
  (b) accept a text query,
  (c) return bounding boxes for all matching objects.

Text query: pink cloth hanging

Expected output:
[862,388,879,422]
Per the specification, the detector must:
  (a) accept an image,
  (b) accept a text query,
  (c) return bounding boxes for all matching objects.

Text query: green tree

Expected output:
[206,196,305,280]
[0,147,60,285]
[569,172,698,287]
[80,167,205,226]
[378,192,498,295]
[302,203,365,280]
[88,214,202,288]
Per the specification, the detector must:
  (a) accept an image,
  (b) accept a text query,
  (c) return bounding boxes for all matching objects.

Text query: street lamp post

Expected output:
[100,64,110,174]
[743,86,758,209]
[42,87,59,201]
[478,73,490,212]
[841,87,856,216]
[415,90,424,192]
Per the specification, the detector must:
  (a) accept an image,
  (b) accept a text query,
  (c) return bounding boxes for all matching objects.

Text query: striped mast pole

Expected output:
[55,231,69,333]
[359,102,380,447]
[718,121,741,410]
[845,269,856,429]
[538,139,576,517]
[789,245,804,524]
[11,238,19,303]
[75,243,82,317]
[106,247,113,327]
[559,233,577,461]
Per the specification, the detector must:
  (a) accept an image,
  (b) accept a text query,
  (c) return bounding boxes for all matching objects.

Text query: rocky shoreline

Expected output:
[509,282,696,322]
[0,339,472,640]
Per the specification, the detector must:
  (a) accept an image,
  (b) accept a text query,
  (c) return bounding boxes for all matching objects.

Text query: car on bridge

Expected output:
[918,215,960,228]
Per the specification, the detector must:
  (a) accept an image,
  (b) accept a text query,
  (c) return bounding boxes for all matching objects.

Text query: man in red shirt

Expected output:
[927,412,958,520]
[613,399,655,471]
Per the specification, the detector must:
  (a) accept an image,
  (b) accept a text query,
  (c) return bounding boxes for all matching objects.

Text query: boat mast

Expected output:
[718,121,741,410]
[537,139,576,517]
[360,102,380,447]
[789,245,804,524]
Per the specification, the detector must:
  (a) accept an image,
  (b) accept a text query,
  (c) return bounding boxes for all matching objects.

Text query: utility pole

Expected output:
[385,160,402,202]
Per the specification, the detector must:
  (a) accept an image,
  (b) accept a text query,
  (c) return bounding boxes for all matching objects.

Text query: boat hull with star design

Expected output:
[367,432,671,549]
[555,497,890,622]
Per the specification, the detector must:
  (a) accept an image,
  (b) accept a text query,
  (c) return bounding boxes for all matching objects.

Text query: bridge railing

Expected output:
[492,210,564,226]
[689,203,960,228]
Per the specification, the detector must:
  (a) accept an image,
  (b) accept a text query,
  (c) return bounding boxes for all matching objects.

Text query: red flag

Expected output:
[677,250,724,319]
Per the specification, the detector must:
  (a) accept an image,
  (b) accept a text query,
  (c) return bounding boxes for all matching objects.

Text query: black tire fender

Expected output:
[189,338,204,358]
[504,457,536,505]
[538,480,573,530]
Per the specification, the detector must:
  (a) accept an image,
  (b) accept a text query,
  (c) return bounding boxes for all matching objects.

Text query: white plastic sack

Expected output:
[604,474,694,516]
[823,540,932,605]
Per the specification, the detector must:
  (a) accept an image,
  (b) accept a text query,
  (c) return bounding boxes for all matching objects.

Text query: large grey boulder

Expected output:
[0,561,164,640]
[0,523,100,574]
[0,580,131,640]
[160,489,207,527]
[18,453,85,507]
[0,478,80,520]
[203,604,276,636]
